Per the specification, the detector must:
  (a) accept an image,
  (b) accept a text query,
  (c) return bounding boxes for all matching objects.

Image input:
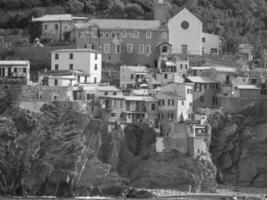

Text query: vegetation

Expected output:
[0,0,266,56]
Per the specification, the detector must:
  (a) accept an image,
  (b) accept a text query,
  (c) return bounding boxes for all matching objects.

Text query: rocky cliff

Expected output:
[0,101,217,197]
[209,102,267,187]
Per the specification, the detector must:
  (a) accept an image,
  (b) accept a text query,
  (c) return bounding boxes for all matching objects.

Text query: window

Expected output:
[133,31,139,38]
[130,74,134,79]
[162,99,165,105]
[54,96,57,100]
[113,92,117,96]
[202,37,206,43]
[122,31,127,38]
[77,76,80,83]
[94,77,97,83]
[190,102,192,107]
[44,25,48,30]
[111,33,116,38]
[104,92,108,95]
[162,46,168,53]
[55,54,59,59]
[85,76,87,83]
[180,64,183,69]
[23,68,27,73]
[80,31,85,38]
[105,32,110,38]
[115,44,121,54]
[69,64,73,70]
[54,79,58,86]
[139,44,145,54]
[211,48,218,54]
[168,99,171,106]
[104,43,110,53]
[185,64,188,69]
[14,68,17,73]
[151,104,156,110]
[127,44,133,53]
[95,64,97,70]
[182,101,184,106]
[200,96,205,103]
[55,24,58,30]
[172,99,174,106]
[92,28,97,38]
[95,53,98,59]
[146,45,151,54]
[69,53,73,59]
[164,74,168,79]
[55,64,59,70]
[181,21,189,29]
[146,31,152,38]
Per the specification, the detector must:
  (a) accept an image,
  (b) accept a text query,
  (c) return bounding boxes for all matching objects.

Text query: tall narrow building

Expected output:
[153,0,169,23]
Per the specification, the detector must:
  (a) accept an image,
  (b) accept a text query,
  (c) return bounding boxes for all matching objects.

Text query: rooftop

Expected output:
[186,76,217,83]
[160,92,185,100]
[237,85,261,90]
[190,66,237,73]
[0,60,29,66]
[76,19,162,30]
[124,96,157,102]
[39,70,90,77]
[121,65,156,73]
[51,48,101,53]
[32,14,73,22]
[98,86,121,92]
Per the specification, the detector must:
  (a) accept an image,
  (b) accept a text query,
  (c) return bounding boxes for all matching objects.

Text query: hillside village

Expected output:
[0,0,267,162]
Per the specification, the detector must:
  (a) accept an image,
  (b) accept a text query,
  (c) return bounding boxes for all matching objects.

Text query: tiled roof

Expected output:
[32,14,73,22]
[186,76,217,83]
[237,85,260,90]
[77,19,162,30]
[39,70,89,76]
[124,96,157,102]
[121,65,156,73]
[52,48,101,53]
[0,60,29,66]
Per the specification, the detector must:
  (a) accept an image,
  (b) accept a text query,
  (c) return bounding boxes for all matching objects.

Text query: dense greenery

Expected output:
[0,0,266,56]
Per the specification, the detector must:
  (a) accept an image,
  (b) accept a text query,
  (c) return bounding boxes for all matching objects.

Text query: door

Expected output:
[181,45,188,54]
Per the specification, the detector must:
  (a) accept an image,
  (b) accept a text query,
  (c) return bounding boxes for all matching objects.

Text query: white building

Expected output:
[38,70,90,87]
[51,49,102,84]
[0,60,30,84]
[32,14,87,43]
[167,8,219,55]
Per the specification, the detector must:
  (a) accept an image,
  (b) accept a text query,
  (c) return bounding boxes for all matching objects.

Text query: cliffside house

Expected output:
[99,95,159,131]
[120,65,160,90]
[32,14,87,43]
[185,76,219,110]
[0,60,30,85]
[38,70,90,87]
[51,48,102,84]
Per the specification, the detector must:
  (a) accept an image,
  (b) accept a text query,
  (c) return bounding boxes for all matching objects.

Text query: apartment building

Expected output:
[51,48,102,84]
[74,19,168,66]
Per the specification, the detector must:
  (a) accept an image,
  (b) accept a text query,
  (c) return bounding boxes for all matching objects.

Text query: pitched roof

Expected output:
[97,86,121,92]
[124,96,157,102]
[32,14,73,22]
[0,60,29,66]
[51,48,101,53]
[77,19,162,30]
[159,92,185,100]
[121,65,156,73]
[186,76,217,83]
[237,85,260,90]
[39,70,89,76]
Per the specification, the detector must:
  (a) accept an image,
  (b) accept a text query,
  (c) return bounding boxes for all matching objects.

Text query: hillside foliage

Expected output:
[0,0,266,55]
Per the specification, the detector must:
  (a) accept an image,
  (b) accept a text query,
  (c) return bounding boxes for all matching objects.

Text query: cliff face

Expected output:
[209,102,267,187]
[0,101,217,197]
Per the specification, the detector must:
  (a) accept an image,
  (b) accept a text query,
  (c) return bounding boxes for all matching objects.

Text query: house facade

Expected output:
[32,14,87,43]
[0,60,30,84]
[185,76,219,110]
[74,19,168,67]
[51,49,102,84]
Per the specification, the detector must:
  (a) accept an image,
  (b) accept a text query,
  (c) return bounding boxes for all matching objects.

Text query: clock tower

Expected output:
[153,0,169,23]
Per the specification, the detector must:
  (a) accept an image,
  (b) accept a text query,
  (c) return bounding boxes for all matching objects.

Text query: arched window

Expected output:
[162,45,168,53]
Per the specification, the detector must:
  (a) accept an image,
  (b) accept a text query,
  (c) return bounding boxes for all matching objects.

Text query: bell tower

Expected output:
[153,0,169,23]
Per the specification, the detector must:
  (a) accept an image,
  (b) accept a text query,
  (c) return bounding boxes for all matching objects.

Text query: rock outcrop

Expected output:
[0,101,217,196]
[209,102,267,187]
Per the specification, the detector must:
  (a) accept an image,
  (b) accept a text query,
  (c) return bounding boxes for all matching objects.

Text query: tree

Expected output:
[65,0,84,14]
[125,3,144,19]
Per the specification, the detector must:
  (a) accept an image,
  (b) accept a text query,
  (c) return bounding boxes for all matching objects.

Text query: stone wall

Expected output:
[0,85,73,103]
[219,95,267,113]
